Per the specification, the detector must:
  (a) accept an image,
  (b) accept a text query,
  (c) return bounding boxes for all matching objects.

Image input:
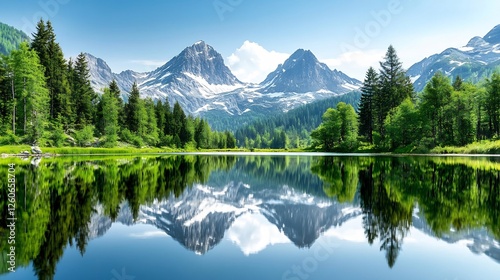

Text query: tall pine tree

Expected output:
[71,53,96,127]
[31,20,73,125]
[125,82,142,133]
[9,42,49,142]
[376,45,413,140]
[358,67,378,144]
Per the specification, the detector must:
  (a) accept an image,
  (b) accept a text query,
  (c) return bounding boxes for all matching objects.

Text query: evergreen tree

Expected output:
[420,72,454,146]
[225,130,236,148]
[31,20,73,125]
[109,79,125,127]
[100,88,119,147]
[72,53,96,127]
[9,42,49,142]
[358,67,378,144]
[376,45,413,140]
[485,72,500,137]
[163,99,173,136]
[451,88,474,146]
[0,56,13,132]
[172,101,184,137]
[155,100,166,139]
[194,119,211,149]
[125,82,141,133]
[452,75,463,91]
[143,98,159,146]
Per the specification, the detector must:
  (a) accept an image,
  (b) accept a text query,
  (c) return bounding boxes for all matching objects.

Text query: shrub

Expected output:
[74,125,95,147]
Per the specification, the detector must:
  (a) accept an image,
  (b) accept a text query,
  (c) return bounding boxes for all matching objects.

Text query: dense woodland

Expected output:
[0,22,29,56]
[0,20,236,149]
[234,92,361,149]
[310,45,500,152]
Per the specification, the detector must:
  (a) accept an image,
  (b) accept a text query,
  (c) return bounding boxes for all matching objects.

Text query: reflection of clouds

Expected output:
[322,216,365,243]
[130,230,168,239]
[227,213,290,255]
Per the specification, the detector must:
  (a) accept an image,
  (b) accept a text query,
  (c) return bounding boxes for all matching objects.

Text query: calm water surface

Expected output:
[1,154,499,279]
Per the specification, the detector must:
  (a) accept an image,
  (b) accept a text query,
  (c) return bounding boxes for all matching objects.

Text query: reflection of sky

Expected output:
[226,213,290,255]
[5,219,499,280]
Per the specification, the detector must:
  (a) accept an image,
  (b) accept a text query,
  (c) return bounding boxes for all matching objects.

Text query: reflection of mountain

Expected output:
[137,182,359,254]
[412,207,500,264]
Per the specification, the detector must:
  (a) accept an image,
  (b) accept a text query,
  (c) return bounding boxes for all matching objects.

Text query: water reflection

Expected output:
[0,155,499,279]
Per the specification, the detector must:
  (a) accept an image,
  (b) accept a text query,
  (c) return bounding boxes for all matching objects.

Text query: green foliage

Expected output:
[235,92,361,149]
[311,108,341,150]
[0,130,20,145]
[100,88,119,147]
[358,67,378,143]
[311,102,358,151]
[50,121,66,147]
[31,20,73,124]
[0,22,29,55]
[384,98,420,149]
[420,72,454,146]
[337,102,359,150]
[74,125,95,147]
[0,21,234,150]
[9,42,49,143]
[119,128,143,148]
[71,53,96,127]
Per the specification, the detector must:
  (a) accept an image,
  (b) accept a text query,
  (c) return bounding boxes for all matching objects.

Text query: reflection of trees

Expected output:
[1,155,500,276]
[311,157,359,202]
[313,156,500,268]
[0,155,236,279]
[358,160,412,268]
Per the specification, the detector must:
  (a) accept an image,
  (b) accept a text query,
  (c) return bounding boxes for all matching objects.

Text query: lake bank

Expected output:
[2,140,500,157]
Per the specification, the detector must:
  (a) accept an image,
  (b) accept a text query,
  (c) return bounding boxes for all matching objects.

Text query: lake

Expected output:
[1,154,499,279]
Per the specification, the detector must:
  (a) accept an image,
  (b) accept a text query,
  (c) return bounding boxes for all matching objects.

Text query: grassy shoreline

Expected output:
[2,140,500,156]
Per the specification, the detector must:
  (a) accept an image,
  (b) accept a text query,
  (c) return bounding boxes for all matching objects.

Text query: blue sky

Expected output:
[1,0,499,82]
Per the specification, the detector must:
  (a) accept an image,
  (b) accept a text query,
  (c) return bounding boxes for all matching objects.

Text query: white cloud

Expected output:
[321,49,385,81]
[227,41,289,84]
[129,230,168,239]
[227,213,290,255]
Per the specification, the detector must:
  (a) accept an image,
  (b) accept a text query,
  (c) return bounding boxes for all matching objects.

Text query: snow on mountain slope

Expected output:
[85,42,361,127]
[408,24,500,92]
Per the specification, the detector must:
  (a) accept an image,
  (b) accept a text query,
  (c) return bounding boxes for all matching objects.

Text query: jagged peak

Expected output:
[483,24,500,44]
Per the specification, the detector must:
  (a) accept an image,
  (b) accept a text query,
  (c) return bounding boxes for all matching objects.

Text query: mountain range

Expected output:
[408,24,500,91]
[84,24,500,128]
[1,22,500,128]
[85,41,361,128]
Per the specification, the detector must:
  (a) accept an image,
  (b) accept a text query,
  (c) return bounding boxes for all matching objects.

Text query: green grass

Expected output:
[0,145,32,154]
[431,140,500,154]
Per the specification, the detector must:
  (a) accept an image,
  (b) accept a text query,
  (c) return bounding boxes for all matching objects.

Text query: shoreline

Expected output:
[2,150,500,158]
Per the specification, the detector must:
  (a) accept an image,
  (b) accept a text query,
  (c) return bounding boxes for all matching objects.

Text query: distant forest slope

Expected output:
[235,91,361,148]
[0,22,30,55]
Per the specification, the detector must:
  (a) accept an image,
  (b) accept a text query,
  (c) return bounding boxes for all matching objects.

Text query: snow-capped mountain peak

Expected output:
[260,49,361,94]
[85,42,361,128]
[407,24,500,92]
[483,24,500,45]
